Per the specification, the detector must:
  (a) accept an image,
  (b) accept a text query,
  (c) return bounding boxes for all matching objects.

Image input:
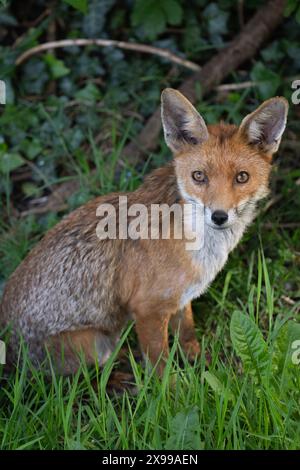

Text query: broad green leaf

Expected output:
[165,407,203,450]
[22,182,41,198]
[64,0,88,14]
[0,152,24,173]
[230,311,270,383]
[203,371,235,401]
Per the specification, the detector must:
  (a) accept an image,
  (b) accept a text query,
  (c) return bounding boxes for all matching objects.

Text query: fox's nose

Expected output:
[211,210,228,226]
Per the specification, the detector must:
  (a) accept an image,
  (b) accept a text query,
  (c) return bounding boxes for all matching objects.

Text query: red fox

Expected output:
[0,89,288,376]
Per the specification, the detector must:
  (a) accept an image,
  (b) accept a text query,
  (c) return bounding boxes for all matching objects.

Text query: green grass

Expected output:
[0,261,299,450]
[0,132,300,450]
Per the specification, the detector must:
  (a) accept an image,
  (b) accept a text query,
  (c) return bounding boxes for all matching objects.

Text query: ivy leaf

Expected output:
[22,139,43,160]
[250,62,281,100]
[183,14,204,56]
[203,3,228,44]
[83,0,115,37]
[132,0,165,39]
[0,151,24,173]
[162,0,183,26]
[75,83,101,103]
[261,41,284,63]
[63,0,88,14]
[44,54,70,79]
[132,0,182,39]
[23,60,49,95]
[284,40,300,66]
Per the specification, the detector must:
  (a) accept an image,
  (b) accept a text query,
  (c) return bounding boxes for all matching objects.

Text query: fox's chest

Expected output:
[179,227,242,308]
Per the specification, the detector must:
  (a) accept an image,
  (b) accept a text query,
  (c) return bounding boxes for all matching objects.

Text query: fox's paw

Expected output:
[107,370,138,396]
[181,339,201,363]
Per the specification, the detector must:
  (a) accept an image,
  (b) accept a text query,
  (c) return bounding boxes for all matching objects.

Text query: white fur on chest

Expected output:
[180,224,244,308]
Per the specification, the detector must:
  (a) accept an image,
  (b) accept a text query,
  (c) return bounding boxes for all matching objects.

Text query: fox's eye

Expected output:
[236,171,249,184]
[192,171,207,183]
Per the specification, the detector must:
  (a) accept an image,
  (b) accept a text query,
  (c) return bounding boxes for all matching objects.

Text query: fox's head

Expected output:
[161,88,288,230]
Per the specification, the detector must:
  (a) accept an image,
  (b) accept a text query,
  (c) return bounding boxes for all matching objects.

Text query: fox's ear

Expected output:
[239,97,288,154]
[161,88,209,154]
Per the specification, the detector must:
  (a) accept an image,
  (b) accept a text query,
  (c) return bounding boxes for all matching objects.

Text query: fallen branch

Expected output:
[16,38,201,72]
[123,0,286,164]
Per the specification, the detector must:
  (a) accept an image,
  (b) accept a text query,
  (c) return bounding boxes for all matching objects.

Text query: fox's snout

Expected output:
[204,206,234,229]
[211,210,228,226]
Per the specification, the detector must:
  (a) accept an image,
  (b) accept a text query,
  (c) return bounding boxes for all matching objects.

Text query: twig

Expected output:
[15,38,201,72]
[217,75,300,93]
[261,194,283,214]
[281,295,296,306]
[22,8,51,28]
[20,203,68,217]
[12,9,51,48]
[216,81,256,91]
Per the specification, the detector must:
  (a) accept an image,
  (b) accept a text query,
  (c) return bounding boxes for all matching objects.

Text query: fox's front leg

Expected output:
[134,310,171,377]
[170,302,200,362]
